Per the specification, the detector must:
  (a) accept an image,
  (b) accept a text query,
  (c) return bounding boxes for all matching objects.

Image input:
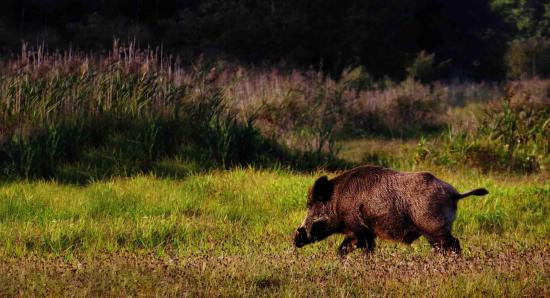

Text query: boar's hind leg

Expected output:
[426,232,461,254]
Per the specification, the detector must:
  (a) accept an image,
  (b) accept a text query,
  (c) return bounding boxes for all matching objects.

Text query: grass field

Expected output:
[0,41,548,297]
[0,161,548,296]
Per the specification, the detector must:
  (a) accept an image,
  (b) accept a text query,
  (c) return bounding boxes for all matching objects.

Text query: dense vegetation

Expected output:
[1,44,549,181]
[0,0,549,79]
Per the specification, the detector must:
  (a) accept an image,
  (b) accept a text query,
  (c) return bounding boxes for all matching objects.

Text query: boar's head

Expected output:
[294,176,337,248]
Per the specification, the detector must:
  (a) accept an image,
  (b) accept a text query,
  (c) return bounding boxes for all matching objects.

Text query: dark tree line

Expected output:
[0,0,548,79]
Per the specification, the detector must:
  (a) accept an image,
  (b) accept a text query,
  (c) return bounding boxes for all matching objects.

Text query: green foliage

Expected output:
[406,51,449,84]
[1,44,549,179]
[0,46,352,181]
[506,37,550,78]
[340,66,376,94]
[257,72,345,158]
[340,80,447,138]
[491,0,550,37]
[418,80,550,173]
[384,91,445,136]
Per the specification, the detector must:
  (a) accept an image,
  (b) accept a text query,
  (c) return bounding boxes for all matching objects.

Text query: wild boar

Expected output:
[293,165,488,255]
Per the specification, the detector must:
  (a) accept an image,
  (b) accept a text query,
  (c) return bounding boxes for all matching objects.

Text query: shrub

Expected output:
[406,51,449,84]
[0,44,353,181]
[506,37,550,79]
[256,72,345,158]
[343,80,447,138]
[419,80,550,173]
[340,66,376,95]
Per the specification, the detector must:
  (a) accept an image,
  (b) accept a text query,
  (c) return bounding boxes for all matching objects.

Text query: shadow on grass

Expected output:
[0,116,355,185]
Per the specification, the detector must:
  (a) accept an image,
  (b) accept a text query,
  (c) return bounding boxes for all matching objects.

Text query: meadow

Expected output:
[0,167,548,296]
[0,45,549,296]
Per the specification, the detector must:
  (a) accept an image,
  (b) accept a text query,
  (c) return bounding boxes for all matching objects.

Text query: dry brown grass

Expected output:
[1,245,547,296]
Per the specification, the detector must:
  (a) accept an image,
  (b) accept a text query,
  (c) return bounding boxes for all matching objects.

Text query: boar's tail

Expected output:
[455,188,489,200]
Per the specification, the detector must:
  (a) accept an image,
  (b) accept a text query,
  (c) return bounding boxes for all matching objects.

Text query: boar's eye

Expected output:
[310,218,328,240]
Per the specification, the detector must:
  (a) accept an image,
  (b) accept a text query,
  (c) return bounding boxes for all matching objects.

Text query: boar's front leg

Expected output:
[338,236,358,256]
[338,233,376,256]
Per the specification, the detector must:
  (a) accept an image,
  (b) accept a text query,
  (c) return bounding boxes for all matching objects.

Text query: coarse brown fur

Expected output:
[293,165,488,255]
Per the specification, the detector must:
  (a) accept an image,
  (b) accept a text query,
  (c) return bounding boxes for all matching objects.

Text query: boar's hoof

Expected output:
[338,236,357,256]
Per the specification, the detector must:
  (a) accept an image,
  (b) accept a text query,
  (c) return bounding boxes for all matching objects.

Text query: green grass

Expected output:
[0,166,548,295]
[336,138,418,168]
[1,45,548,296]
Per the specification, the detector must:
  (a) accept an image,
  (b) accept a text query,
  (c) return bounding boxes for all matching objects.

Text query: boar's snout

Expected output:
[293,227,310,248]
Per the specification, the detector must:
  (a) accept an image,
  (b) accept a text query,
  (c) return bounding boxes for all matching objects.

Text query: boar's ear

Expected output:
[312,176,333,202]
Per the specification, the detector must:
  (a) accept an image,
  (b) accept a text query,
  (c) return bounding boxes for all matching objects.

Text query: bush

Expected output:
[406,51,449,84]
[419,80,550,173]
[340,66,376,95]
[0,44,352,181]
[343,80,447,138]
[506,37,550,79]
[256,72,345,158]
